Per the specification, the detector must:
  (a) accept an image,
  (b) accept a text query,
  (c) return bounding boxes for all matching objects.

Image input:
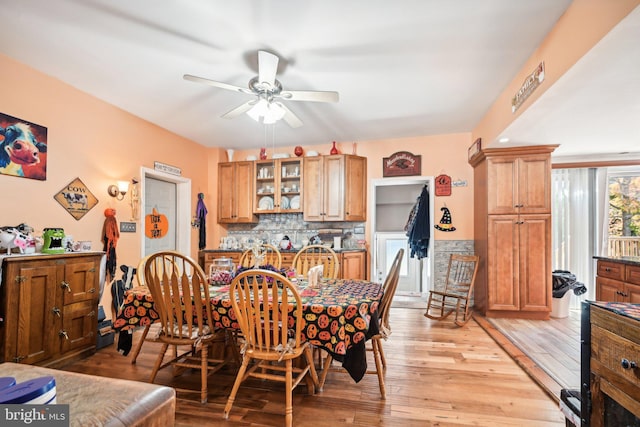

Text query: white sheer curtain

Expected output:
[596,167,609,257]
[552,168,593,307]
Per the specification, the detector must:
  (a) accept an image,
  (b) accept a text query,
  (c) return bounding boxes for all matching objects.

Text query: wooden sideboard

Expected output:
[199,249,368,280]
[588,302,640,425]
[0,252,103,368]
[595,257,640,302]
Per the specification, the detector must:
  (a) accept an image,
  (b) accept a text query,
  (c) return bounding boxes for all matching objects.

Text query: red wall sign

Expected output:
[435,174,452,196]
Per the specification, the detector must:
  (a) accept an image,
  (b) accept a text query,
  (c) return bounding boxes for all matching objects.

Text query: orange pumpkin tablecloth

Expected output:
[114,278,383,382]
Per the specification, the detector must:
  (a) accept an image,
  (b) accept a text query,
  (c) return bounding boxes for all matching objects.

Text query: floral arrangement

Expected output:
[236,264,287,277]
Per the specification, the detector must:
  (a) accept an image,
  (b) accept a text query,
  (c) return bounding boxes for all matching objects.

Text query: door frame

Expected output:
[138,166,191,258]
[370,176,435,294]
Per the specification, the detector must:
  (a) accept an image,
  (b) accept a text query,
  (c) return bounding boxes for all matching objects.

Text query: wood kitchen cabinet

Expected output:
[595,259,640,303]
[303,154,367,222]
[487,154,551,215]
[198,249,368,280]
[218,161,257,223]
[340,251,367,280]
[254,158,302,214]
[0,253,103,367]
[487,214,551,312]
[470,145,556,319]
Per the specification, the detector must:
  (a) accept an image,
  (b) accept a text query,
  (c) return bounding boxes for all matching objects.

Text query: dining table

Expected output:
[113,277,383,382]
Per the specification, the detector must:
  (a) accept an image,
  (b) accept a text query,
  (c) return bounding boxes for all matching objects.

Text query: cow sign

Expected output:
[54,177,99,220]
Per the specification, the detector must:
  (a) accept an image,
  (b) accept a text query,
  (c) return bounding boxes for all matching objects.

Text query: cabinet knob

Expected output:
[52,307,61,317]
[60,281,72,293]
[58,330,69,340]
[88,288,96,293]
[621,358,637,370]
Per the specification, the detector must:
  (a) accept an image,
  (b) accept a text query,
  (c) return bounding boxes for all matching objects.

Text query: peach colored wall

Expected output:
[474,0,640,145]
[0,53,214,309]
[233,133,475,241]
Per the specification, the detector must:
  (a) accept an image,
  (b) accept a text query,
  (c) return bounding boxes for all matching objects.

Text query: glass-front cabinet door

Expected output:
[254,158,302,214]
[279,158,302,213]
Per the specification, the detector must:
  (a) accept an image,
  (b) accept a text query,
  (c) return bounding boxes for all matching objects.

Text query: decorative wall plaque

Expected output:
[382,151,421,177]
[54,177,99,220]
[468,138,481,161]
[435,174,452,196]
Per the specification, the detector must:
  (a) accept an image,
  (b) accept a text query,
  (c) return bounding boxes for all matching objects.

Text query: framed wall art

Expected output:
[0,112,48,180]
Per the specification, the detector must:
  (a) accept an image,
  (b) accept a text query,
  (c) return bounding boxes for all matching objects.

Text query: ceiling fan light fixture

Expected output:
[269,102,286,121]
[247,98,269,121]
[247,99,286,124]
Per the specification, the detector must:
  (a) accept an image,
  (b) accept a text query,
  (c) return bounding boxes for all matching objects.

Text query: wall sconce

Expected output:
[107,180,130,201]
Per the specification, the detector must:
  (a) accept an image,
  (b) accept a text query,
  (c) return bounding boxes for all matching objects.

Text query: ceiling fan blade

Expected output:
[258,51,279,87]
[278,103,303,128]
[183,74,253,95]
[278,90,339,103]
[221,100,256,119]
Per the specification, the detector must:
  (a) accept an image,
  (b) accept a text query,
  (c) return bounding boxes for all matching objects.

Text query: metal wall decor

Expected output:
[54,177,99,220]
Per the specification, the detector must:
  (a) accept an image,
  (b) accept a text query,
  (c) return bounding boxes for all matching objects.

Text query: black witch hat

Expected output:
[434,206,456,232]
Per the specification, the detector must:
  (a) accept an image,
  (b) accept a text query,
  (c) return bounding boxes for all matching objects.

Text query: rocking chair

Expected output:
[424,254,479,326]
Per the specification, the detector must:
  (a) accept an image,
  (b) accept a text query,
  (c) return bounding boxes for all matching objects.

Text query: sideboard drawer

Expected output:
[591,308,640,387]
[598,260,625,281]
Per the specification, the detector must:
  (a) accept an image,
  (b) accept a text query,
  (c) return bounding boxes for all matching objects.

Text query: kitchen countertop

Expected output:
[593,255,640,267]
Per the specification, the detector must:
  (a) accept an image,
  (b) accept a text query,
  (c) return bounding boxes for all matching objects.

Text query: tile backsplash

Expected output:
[223,213,365,249]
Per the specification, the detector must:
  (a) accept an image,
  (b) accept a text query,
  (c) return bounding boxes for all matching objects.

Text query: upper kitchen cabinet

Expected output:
[218,161,257,224]
[254,158,303,214]
[486,152,552,215]
[303,154,367,222]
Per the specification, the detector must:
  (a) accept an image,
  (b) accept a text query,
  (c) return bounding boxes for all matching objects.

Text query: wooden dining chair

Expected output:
[144,250,229,403]
[223,269,319,427]
[291,244,339,279]
[129,255,156,364]
[318,248,403,399]
[424,254,479,327]
[238,243,282,268]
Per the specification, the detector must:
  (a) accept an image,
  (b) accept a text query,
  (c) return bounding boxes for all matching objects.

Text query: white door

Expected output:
[375,232,421,294]
[144,177,177,254]
[139,167,191,258]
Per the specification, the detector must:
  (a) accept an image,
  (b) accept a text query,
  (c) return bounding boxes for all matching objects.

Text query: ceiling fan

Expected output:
[184,50,339,128]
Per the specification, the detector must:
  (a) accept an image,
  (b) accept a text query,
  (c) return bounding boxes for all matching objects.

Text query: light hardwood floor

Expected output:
[481,308,582,401]
[62,307,565,426]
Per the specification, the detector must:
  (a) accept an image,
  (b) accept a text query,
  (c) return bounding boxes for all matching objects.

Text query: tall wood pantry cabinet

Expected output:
[470,145,557,319]
[218,161,257,223]
[303,154,367,222]
[0,252,103,367]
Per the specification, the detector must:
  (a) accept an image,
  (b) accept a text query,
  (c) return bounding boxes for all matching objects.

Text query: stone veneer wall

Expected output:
[433,240,475,291]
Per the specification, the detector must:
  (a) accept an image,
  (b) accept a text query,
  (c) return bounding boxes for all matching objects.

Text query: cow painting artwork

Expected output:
[54,177,99,220]
[0,112,48,180]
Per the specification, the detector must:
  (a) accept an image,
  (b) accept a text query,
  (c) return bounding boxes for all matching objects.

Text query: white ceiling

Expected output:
[2,0,633,159]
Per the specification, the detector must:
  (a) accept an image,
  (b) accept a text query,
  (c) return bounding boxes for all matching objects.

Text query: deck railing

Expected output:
[608,236,640,257]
